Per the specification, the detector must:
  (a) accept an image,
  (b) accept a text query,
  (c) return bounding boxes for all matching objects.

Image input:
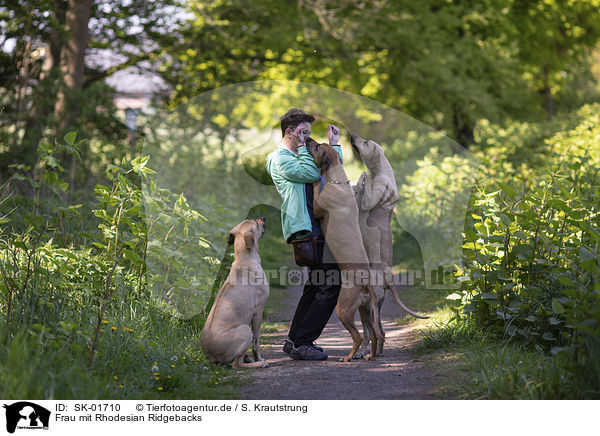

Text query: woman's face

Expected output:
[289,122,312,145]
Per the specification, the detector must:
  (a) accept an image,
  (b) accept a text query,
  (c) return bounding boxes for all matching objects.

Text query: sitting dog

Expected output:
[305,139,384,362]
[351,134,428,357]
[201,217,269,369]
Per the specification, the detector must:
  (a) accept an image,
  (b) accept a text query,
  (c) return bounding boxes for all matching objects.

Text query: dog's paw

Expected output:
[260,359,269,368]
[364,353,376,361]
[353,351,365,359]
[357,172,368,193]
[243,354,252,363]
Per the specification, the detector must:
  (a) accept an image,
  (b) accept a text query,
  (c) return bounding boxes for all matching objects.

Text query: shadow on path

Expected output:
[239,282,439,400]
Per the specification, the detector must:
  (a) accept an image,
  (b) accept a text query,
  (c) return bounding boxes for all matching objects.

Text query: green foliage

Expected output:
[510,0,600,116]
[449,103,600,396]
[394,136,477,269]
[167,0,600,145]
[0,0,183,172]
[0,134,239,399]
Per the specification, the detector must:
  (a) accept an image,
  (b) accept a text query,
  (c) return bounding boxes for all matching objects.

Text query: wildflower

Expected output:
[170,364,175,368]
[151,366,159,372]
[128,328,133,333]
[111,326,116,332]
[119,385,124,389]
[100,329,104,333]
[155,376,160,380]
[171,356,178,362]
[113,376,119,380]
[153,372,160,376]
[102,320,108,325]
[167,375,171,379]
[157,387,163,391]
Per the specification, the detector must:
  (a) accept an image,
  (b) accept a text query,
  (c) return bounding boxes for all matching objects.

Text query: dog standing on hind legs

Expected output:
[305,138,384,362]
[350,134,428,358]
[201,217,269,369]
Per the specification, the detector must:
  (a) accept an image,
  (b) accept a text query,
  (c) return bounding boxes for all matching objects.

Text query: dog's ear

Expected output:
[227,231,236,245]
[320,150,331,173]
[243,229,255,250]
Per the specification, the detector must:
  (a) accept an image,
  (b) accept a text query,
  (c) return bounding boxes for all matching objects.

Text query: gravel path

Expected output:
[239,282,440,400]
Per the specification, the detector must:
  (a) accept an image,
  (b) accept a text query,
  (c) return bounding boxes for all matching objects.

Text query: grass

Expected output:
[388,236,597,399]
[411,321,578,399]
[404,310,600,399]
[0,293,244,399]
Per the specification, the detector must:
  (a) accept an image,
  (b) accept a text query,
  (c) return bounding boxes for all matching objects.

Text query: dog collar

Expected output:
[326,179,350,185]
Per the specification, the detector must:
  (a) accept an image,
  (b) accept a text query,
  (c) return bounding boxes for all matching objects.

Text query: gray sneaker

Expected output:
[290,344,328,361]
[283,338,323,354]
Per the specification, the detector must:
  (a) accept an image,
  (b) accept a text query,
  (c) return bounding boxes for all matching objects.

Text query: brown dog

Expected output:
[201,218,269,369]
[305,139,384,362]
[351,134,428,357]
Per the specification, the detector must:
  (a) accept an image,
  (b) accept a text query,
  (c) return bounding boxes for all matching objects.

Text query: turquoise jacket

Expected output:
[266,143,343,242]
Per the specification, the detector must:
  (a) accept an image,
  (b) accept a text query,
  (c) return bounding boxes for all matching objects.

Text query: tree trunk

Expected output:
[18,0,67,168]
[53,0,93,196]
[54,0,93,138]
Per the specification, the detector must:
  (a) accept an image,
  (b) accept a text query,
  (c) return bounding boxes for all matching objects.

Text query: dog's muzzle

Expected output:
[256,216,266,232]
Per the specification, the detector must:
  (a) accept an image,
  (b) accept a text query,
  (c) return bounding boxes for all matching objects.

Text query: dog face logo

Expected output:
[3,402,50,433]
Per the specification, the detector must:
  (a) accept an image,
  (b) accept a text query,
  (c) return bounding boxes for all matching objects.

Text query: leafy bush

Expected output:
[451,104,600,397]
[0,132,238,399]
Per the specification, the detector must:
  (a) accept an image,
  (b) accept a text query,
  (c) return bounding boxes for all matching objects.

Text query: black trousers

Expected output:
[288,238,341,347]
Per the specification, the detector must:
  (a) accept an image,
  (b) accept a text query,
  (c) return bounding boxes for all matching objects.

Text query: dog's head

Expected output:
[227,217,266,251]
[350,134,385,169]
[305,138,340,173]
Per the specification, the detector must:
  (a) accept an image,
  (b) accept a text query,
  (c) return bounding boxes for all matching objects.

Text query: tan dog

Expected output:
[351,134,428,357]
[305,139,384,362]
[201,217,269,369]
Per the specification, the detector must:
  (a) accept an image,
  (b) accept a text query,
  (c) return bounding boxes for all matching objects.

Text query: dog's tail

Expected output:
[385,278,429,319]
[366,284,385,341]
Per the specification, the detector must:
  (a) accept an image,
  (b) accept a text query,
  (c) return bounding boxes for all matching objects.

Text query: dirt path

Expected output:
[239,282,441,400]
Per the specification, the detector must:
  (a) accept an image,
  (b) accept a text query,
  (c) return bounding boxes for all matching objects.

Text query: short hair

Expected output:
[280,108,315,136]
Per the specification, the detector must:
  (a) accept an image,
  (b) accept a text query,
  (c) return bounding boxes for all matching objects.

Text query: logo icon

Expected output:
[3,402,50,434]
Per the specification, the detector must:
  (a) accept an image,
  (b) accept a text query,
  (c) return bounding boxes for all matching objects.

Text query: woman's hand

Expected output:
[328,124,340,145]
[293,125,309,146]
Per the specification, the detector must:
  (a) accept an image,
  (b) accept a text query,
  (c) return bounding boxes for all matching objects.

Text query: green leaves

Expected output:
[64,131,78,146]
[497,182,517,199]
[551,300,565,314]
[455,105,600,356]
[131,156,155,176]
[580,246,597,272]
